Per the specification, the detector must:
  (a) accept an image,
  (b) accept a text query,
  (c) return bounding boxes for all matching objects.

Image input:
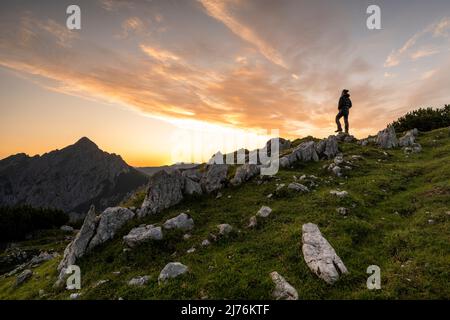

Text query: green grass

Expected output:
[1,128,449,300]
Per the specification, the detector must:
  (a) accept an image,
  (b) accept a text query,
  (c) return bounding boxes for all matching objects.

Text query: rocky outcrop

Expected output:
[376,126,398,149]
[57,206,134,282]
[230,164,260,186]
[123,225,163,247]
[163,213,194,231]
[280,140,319,168]
[0,137,148,213]
[200,164,228,193]
[270,271,298,300]
[302,223,348,284]
[139,170,184,217]
[88,207,135,250]
[158,262,188,283]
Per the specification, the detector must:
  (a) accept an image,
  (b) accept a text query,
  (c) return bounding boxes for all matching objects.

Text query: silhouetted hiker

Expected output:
[335,89,352,133]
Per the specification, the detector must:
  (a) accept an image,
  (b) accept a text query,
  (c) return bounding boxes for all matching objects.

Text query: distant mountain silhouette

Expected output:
[0,137,148,214]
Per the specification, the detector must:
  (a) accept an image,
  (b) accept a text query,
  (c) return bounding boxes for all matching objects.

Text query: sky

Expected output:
[0,0,449,166]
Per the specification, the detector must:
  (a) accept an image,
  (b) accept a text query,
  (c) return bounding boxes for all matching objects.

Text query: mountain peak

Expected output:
[74,137,98,149]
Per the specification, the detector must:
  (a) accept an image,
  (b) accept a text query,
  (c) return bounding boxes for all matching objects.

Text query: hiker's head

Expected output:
[341,89,349,96]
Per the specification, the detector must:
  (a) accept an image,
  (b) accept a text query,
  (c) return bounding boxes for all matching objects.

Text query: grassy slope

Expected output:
[1,128,449,300]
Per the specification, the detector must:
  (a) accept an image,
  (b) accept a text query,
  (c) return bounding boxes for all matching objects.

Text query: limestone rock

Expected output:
[200,164,228,193]
[140,170,184,217]
[376,126,398,149]
[57,206,98,280]
[158,262,188,283]
[230,164,260,186]
[15,269,32,287]
[256,206,272,218]
[217,223,233,235]
[288,182,309,192]
[302,223,348,284]
[184,178,202,196]
[128,275,150,286]
[60,225,74,232]
[292,141,319,162]
[88,207,135,250]
[123,225,163,247]
[330,190,348,198]
[399,129,418,147]
[163,213,194,231]
[270,271,298,300]
[248,216,257,228]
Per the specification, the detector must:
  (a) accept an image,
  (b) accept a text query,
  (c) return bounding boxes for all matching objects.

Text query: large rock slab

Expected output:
[88,207,135,250]
[302,223,348,284]
[123,225,163,247]
[15,269,33,287]
[270,271,298,300]
[317,136,339,159]
[57,205,98,281]
[158,262,188,283]
[139,170,184,217]
[376,126,398,149]
[200,164,228,193]
[184,178,203,195]
[163,213,194,231]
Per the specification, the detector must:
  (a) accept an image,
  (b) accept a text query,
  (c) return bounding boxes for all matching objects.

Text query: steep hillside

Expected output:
[0,128,449,300]
[0,137,148,215]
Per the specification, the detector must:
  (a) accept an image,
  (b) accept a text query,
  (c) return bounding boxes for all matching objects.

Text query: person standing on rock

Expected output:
[335,89,352,133]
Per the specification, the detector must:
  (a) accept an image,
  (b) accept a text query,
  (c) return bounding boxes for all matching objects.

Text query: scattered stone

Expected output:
[69,293,81,300]
[158,262,188,283]
[288,182,309,192]
[187,247,196,254]
[123,225,163,247]
[267,193,273,199]
[270,271,298,300]
[302,223,348,284]
[330,190,348,198]
[428,219,435,225]
[336,207,349,216]
[217,224,233,235]
[256,206,272,218]
[216,192,223,199]
[163,213,194,231]
[30,251,57,266]
[331,166,342,177]
[248,216,257,228]
[334,154,344,165]
[128,275,150,286]
[60,225,74,232]
[15,269,32,287]
[94,279,109,287]
[183,234,191,240]
[201,239,211,247]
[276,184,286,192]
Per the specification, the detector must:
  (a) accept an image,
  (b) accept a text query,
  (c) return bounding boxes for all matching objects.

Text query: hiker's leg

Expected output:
[344,112,349,133]
[335,111,343,131]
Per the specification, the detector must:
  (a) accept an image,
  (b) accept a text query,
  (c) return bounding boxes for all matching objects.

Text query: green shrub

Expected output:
[391,105,450,132]
[0,205,68,242]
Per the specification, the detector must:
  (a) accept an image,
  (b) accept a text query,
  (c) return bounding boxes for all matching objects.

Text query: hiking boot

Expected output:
[335,129,343,133]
